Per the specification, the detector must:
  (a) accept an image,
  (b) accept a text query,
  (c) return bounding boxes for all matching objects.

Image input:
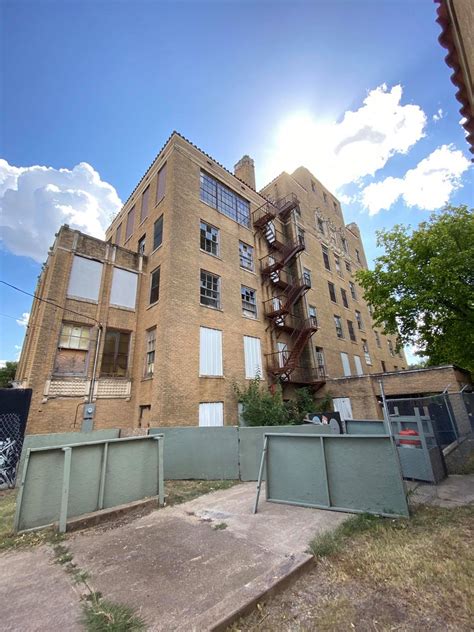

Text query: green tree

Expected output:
[356,205,474,372]
[0,361,18,388]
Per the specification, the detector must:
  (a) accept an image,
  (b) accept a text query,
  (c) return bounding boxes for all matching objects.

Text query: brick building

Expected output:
[17,132,409,433]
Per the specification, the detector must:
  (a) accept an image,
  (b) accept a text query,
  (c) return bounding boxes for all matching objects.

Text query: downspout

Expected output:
[89,324,103,403]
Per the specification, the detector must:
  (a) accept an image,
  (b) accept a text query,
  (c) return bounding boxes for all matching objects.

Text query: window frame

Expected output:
[239,241,254,271]
[200,270,221,310]
[153,215,164,251]
[144,328,156,378]
[341,288,349,308]
[355,309,364,330]
[100,329,131,378]
[328,281,337,303]
[322,245,331,271]
[200,220,220,257]
[200,171,250,228]
[334,315,344,339]
[149,267,160,305]
[125,206,135,242]
[241,285,257,318]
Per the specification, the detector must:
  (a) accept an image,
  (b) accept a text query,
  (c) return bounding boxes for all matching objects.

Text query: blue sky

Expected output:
[1,0,472,364]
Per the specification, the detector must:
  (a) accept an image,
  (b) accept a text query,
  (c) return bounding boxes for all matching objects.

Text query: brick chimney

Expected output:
[234,155,256,189]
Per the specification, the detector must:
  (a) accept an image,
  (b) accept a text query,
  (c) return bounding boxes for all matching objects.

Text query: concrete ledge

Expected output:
[64,497,158,532]
[209,554,315,632]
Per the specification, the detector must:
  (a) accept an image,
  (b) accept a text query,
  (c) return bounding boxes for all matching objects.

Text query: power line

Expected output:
[0,280,102,326]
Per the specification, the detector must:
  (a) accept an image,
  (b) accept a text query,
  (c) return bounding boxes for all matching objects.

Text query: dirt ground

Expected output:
[230,503,474,632]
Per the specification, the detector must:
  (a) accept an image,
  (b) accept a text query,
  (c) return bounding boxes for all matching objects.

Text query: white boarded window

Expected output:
[199,402,224,426]
[110,267,138,309]
[199,327,223,376]
[243,336,262,379]
[340,352,351,376]
[67,256,103,301]
[354,355,364,375]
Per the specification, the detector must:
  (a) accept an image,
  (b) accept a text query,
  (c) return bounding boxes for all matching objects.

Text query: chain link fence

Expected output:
[0,413,24,489]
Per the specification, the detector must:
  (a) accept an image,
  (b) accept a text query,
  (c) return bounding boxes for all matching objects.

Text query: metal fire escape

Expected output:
[253,194,325,388]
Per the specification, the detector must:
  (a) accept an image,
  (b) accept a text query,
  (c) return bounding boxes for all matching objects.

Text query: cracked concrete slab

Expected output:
[0,546,82,632]
[407,474,474,507]
[68,482,347,631]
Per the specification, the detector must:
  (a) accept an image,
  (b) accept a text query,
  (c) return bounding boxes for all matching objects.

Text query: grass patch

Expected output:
[81,597,146,632]
[449,452,474,475]
[213,522,228,530]
[164,479,239,507]
[234,504,474,631]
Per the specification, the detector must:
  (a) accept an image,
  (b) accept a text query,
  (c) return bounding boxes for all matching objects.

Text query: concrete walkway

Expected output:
[407,474,474,507]
[66,482,346,631]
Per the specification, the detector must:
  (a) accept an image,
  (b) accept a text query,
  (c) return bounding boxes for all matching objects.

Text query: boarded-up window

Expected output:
[199,327,222,376]
[54,323,90,375]
[150,267,160,304]
[67,256,103,301]
[101,330,130,377]
[354,355,364,375]
[340,352,351,376]
[141,186,150,222]
[156,164,167,203]
[243,336,262,379]
[125,206,135,241]
[199,402,224,426]
[153,215,163,250]
[110,267,138,309]
[115,223,122,245]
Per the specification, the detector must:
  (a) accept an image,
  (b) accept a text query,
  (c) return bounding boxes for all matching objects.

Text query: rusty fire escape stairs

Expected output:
[252,195,321,384]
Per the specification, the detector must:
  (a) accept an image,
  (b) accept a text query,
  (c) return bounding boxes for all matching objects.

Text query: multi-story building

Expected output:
[16,132,407,434]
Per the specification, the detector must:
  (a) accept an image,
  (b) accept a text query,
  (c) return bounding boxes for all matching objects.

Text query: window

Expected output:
[340,352,351,376]
[345,260,351,273]
[328,281,337,303]
[333,200,338,211]
[381,360,387,372]
[199,327,223,376]
[375,330,381,348]
[322,245,331,270]
[334,315,344,338]
[101,330,130,377]
[243,336,262,379]
[138,235,146,255]
[145,328,156,377]
[323,191,328,204]
[347,320,356,341]
[349,281,357,300]
[200,221,219,256]
[311,180,316,192]
[355,249,361,263]
[125,206,135,241]
[315,347,326,377]
[68,256,103,302]
[388,340,394,356]
[156,163,166,203]
[141,186,150,222]
[362,339,372,365]
[239,241,254,270]
[200,171,250,228]
[110,268,138,309]
[241,286,257,318]
[309,305,318,327]
[317,216,325,234]
[303,268,312,287]
[199,402,224,426]
[277,341,288,368]
[200,270,220,309]
[335,256,342,275]
[150,267,160,304]
[341,288,349,308]
[153,215,163,250]
[341,237,349,255]
[115,223,122,245]
[54,324,91,376]
[354,355,364,375]
[355,310,363,330]
[297,226,305,246]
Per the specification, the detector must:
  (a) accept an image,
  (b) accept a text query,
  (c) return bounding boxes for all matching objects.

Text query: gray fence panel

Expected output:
[264,434,409,518]
[15,436,163,532]
[345,420,386,434]
[239,425,332,482]
[148,427,239,479]
[17,429,120,486]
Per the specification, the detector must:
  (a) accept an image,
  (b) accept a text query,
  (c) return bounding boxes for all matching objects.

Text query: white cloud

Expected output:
[0,160,122,263]
[258,84,427,192]
[16,312,30,328]
[432,108,444,122]
[361,144,470,215]
[0,361,6,369]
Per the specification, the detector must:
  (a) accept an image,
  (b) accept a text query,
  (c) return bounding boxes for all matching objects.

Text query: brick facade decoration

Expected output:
[17,131,419,434]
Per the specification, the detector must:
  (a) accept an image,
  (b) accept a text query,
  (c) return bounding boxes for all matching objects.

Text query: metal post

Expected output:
[443,393,459,440]
[379,379,393,438]
[157,436,165,507]
[319,436,331,508]
[59,447,72,533]
[98,442,109,510]
[253,435,268,514]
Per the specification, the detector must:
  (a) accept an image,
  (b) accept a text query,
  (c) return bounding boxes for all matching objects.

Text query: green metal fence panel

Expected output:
[263,433,409,518]
[15,436,163,533]
[345,420,386,434]
[148,427,239,479]
[17,429,120,487]
[239,425,333,481]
